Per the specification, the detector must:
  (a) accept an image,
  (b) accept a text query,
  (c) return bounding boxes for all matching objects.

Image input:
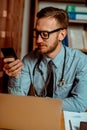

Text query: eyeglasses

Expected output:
[33,28,64,40]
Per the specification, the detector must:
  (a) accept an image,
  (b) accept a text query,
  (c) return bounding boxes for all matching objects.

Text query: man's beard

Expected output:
[37,40,58,55]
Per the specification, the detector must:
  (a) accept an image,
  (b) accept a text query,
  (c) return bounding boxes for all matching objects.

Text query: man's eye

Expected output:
[42,32,48,38]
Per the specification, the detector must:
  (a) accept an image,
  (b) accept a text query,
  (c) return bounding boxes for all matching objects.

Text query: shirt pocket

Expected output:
[54,82,73,98]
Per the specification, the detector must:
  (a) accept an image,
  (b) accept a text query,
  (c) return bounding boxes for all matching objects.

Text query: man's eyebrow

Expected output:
[33,28,50,32]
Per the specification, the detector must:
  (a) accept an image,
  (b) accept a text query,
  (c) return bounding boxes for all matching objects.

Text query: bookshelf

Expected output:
[29,0,87,53]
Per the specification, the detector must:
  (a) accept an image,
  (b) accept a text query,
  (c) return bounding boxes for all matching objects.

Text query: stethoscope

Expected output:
[33,45,66,96]
[58,45,66,87]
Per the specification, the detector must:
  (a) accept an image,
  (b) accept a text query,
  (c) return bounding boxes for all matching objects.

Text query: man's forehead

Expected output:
[37,17,57,24]
[36,17,58,30]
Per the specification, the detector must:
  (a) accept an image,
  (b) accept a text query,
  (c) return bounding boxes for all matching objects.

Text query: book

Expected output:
[62,34,68,47]
[68,12,87,20]
[66,5,87,14]
[82,30,87,49]
[68,25,85,50]
[63,111,87,130]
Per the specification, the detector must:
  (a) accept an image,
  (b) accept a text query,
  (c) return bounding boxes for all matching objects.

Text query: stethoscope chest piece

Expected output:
[58,79,65,87]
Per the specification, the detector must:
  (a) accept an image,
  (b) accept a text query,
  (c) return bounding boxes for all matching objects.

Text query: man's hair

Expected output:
[37,6,69,29]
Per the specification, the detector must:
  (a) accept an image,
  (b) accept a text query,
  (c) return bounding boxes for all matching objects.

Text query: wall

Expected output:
[21,0,31,59]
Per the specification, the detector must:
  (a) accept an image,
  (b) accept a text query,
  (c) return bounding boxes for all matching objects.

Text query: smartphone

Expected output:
[1,48,17,59]
[80,121,87,130]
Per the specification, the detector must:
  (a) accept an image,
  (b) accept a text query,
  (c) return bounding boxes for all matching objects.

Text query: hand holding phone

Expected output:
[1,48,22,77]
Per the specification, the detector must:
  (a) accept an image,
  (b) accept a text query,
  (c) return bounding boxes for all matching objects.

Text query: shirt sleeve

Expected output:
[62,57,87,112]
[8,56,32,95]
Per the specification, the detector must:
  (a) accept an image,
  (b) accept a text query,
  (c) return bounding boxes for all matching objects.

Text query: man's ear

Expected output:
[58,29,67,41]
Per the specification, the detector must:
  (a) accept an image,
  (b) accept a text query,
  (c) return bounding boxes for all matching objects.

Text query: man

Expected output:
[3,7,87,112]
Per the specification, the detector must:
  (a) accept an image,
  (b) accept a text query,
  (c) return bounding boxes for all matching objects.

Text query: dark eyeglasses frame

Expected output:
[33,28,64,40]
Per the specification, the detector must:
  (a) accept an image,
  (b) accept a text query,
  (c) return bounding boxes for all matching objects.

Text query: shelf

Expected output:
[69,20,87,24]
[39,0,87,4]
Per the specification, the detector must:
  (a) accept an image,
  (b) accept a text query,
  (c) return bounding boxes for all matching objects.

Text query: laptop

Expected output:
[0,93,62,130]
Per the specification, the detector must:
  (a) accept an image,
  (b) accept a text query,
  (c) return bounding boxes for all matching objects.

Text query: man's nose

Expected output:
[36,34,43,43]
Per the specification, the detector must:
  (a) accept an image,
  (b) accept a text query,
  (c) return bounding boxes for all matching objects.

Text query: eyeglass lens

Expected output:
[34,30,49,39]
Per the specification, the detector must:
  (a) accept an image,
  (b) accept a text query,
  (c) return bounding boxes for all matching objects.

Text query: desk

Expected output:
[61,111,65,130]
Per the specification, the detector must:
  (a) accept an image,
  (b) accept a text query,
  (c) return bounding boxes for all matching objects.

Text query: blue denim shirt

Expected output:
[8,45,87,112]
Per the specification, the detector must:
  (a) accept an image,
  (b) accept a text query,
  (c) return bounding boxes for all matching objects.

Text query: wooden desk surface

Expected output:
[61,111,65,130]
